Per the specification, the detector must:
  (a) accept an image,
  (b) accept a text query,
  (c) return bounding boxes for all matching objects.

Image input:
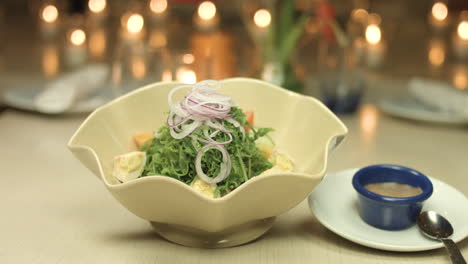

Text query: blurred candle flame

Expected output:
[149,30,167,48]
[176,67,197,84]
[182,53,195,64]
[42,5,58,23]
[42,45,58,78]
[453,66,468,90]
[126,14,144,34]
[131,56,146,79]
[150,0,167,14]
[428,39,445,67]
[365,24,381,45]
[70,29,86,46]
[432,2,448,21]
[351,8,368,23]
[198,1,216,21]
[360,105,379,141]
[368,13,382,25]
[457,21,468,40]
[89,30,106,59]
[111,62,122,85]
[88,0,106,13]
[254,9,271,28]
[162,70,172,81]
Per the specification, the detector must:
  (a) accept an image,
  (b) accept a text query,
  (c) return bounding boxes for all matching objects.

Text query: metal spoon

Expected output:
[417,211,466,264]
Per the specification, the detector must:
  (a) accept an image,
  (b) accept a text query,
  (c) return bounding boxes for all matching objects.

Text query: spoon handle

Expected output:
[441,239,467,264]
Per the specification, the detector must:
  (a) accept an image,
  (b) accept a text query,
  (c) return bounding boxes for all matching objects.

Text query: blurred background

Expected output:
[0,0,467,117]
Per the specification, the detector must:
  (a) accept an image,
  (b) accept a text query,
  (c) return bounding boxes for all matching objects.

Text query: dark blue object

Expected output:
[352,164,433,230]
[322,93,362,114]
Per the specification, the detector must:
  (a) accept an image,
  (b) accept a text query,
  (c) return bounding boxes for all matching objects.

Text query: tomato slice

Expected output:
[245,111,254,131]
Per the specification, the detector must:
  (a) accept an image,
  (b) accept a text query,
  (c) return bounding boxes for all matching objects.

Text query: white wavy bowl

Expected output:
[68,78,348,248]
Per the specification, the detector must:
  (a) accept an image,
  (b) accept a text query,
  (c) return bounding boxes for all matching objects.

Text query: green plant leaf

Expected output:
[278,14,309,64]
[277,0,295,49]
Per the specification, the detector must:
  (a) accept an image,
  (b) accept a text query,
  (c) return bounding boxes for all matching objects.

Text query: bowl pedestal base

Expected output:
[150,217,276,248]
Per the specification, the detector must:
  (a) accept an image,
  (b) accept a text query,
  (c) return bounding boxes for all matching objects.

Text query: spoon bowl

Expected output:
[417,211,466,264]
[418,211,454,239]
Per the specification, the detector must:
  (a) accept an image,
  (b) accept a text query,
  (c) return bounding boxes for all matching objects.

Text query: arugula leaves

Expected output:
[140,107,273,197]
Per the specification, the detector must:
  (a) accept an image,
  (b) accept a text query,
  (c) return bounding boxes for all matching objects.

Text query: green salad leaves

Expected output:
[140,107,273,197]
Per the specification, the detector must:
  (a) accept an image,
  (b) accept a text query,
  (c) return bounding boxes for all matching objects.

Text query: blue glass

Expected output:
[322,92,362,114]
[352,164,433,230]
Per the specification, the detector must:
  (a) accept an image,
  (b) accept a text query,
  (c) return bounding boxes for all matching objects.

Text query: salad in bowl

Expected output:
[113,80,293,198]
[68,78,347,248]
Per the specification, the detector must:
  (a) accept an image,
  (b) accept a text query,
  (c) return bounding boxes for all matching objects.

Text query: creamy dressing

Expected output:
[364,182,423,198]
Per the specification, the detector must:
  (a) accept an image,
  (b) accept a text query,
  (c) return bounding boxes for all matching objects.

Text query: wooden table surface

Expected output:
[0,106,467,264]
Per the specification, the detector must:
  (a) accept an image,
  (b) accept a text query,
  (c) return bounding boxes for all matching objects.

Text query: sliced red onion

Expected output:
[193,80,222,91]
[210,130,220,138]
[203,128,233,145]
[189,134,214,145]
[195,144,231,184]
[191,137,201,151]
[186,98,230,113]
[170,120,201,139]
[226,118,245,139]
[168,81,233,124]
[205,119,230,133]
[184,99,231,118]
[167,84,192,108]
[167,112,192,128]
[166,80,238,184]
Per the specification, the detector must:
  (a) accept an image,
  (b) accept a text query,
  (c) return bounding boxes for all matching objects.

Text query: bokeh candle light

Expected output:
[428,38,445,68]
[365,24,381,45]
[71,29,86,46]
[252,8,272,41]
[149,0,168,21]
[453,18,468,60]
[121,12,146,41]
[150,0,167,14]
[127,14,144,34]
[162,70,172,81]
[198,1,216,20]
[194,1,219,31]
[42,5,58,23]
[429,1,448,31]
[39,4,59,38]
[360,104,379,143]
[130,55,146,80]
[254,9,271,28]
[452,65,468,90]
[87,0,107,22]
[89,29,106,60]
[191,32,236,80]
[42,44,59,78]
[365,24,385,68]
[351,8,368,24]
[459,21,468,40]
[149,29,167,49]
[88,0,106,14]
[182,53,195,65]
[66,28,87,67]
[176,67,197,84]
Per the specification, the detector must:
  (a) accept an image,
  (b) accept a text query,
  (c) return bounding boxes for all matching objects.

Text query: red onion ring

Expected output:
[195,144,231,184]
[167,80,241,185]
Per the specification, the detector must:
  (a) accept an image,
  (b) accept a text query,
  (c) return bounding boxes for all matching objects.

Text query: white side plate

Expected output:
[378,96,468,125]
[1,85,110,114]
[308,168,468,252]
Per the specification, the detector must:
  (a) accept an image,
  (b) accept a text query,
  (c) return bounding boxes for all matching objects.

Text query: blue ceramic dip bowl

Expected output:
[352,164,433,230]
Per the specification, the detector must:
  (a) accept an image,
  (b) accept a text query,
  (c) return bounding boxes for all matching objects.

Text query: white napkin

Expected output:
[408,78,468,117]
[34,64,109,114]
